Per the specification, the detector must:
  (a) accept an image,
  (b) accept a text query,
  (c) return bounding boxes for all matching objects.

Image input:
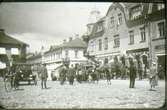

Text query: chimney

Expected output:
[63,39,66,44]
[69,37,72,42]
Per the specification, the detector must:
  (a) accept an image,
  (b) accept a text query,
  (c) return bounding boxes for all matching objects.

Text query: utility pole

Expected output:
[147,3,153,69]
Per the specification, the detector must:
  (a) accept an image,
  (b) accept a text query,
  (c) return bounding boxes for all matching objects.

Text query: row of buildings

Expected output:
[27,37,87,80]
[0,2,165,80]
[27,3,166,80]
[83,3,165,70]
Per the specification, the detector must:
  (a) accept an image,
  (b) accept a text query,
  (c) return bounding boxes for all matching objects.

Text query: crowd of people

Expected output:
[0,55,164,91]
[40,55,164,91]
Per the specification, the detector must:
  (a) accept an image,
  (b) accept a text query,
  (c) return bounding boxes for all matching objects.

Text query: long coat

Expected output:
[149,66,158,86]
[129,65,137,79]
[40,66,48,80]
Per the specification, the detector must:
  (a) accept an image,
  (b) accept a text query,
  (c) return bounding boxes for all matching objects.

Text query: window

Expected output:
[97,25,103,32]
[65,50,68,58]
[90,41,94,52]
[118,13,122,25]
[158,22,165,38]
[129,31,134,45]
[0,47,6,54]
[11,48,19,55]
[130,6,142,20]
[110,17,114,27]
[57,53,60,59]
[104,37,108,50]
[140,27,146,42]
[98,39,102,51]
[113,35,120,48]
[54,54,56,60]
[157,4,165,10]
[75,50,78,58]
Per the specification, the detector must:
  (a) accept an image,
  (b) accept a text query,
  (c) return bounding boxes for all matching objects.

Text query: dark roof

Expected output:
[62,38,87,48]
[27,53,42,60]
[124,3,141,9]
[89,23,104,39]
[0,31,28,46]
[45,38,87,54]
[97,16,105,23]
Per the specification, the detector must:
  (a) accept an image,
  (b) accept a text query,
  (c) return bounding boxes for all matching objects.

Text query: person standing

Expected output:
[59,65,67,85]
[40,64,48,89]
[149,62,158,91]
[138,60,143,80]
[129,58,137,88]
[68,64,75,85]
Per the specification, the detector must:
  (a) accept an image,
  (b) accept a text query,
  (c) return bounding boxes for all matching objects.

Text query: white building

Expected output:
[84,3,165,68]
[43,37,87,80]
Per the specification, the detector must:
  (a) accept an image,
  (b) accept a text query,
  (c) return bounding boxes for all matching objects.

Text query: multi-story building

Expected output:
[149,3,165,70]
[84,3,165,69]
[43,37,87,80]
[0,29,28,67]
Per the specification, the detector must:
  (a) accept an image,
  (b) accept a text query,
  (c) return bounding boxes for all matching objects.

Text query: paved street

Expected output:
[0,78,165,109]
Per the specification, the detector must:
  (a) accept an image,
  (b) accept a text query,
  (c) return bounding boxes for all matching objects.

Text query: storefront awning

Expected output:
[126,48,148,54]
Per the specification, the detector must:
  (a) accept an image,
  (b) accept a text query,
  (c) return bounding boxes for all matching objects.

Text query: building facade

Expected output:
[0,29,28,68]
[43,37,87,80]
[85,3,165,69]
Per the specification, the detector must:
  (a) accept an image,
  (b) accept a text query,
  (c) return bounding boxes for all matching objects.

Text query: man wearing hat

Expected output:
[40,63,48,89]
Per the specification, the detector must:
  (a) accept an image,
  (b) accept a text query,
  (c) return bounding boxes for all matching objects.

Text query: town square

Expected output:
[0,2,166,109]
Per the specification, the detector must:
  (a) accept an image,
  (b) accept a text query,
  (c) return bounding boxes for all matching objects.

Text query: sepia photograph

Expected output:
[0,1,166,109]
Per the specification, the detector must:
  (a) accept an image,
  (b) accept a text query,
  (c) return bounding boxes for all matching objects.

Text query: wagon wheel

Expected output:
[4,77,12,92]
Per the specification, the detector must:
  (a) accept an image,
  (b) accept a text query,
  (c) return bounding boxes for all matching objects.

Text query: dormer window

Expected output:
[130,6,142,20]
[110,17,114,27]
[118,13,123,25]
[157,4,165,10]
[96,25,103,32]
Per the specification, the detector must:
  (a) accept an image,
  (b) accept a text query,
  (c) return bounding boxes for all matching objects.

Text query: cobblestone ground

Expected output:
[0,78,165,109]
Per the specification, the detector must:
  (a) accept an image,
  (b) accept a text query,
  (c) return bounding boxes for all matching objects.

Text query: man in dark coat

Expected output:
[59,65,67,85]
[104,67,111,85]
[68,65,75,85]
[40,64,48,89]
[129,58,137,88]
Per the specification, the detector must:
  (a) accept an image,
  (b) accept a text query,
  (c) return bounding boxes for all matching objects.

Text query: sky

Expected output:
[0,2,112,53]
